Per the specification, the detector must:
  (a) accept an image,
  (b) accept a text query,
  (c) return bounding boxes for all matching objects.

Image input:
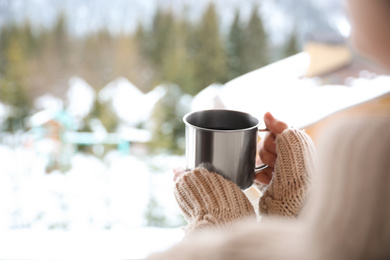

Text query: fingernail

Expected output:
[264,112,274,121]
[173,167,181,173]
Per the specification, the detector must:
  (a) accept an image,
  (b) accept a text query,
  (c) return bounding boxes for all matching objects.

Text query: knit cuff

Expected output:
[259,128,316,218]
[174,167,255,233]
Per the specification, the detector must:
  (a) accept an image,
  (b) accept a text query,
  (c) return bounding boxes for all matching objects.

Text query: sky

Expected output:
[0,0,349,45]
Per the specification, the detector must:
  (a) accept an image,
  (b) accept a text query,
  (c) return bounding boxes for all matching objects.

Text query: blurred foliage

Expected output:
[144,194,187,228]
[82,97,119,133]
[0,30,31,132]
[284,29,300,57]
[149,84,189,155]
[192,3,228,93]
[227,10,246,79]
[241,5,269,72]
[144,195,168,227]
[0,2,299,150]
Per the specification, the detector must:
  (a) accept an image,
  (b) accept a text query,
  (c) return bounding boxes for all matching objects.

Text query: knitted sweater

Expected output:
[148,117,390,260]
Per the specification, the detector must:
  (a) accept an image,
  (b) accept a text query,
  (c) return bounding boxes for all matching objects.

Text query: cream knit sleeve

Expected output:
[259,128,316,218]
[174,167,256,233]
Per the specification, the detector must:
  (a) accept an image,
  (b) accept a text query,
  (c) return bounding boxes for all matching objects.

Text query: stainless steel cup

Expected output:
[183,109,267,189]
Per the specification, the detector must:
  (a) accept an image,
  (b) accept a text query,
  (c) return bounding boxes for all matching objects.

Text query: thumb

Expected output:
[263,112,288,135]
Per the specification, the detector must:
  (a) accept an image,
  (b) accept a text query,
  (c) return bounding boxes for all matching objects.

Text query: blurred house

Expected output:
[26,75,168,172]
[304,33,352,79]
[97,77,168,155]
[301,35,390,140]
[303,34,388,83]
[191,83,224,112]
[66,77,96,128]
[99,77,166,126]
[29,109,75,172]
[190,37,390,142]
[0,102,7,124]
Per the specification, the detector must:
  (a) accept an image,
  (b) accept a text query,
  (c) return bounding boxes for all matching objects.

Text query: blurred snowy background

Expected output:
[0,0,349,229]
[3,0,388,258]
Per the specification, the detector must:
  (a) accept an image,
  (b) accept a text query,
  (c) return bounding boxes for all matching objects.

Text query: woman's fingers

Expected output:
[255,167,274,185]
[259,147,277,168]
[173,167,187,182]
[263,131,276,155]
[257,132,276,163]
[264,112,288,135]
[258,112,288,170]
[259,132,277,168]
[256,113,289,185]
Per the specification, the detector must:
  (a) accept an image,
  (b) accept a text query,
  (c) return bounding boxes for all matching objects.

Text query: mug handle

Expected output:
[255,163,268,173]
[255,126,270,172]
[258,125,269,132]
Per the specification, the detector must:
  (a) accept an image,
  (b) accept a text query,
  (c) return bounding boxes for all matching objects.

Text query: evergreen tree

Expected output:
[141,8,197,95]
[149,84,188,154]
[134,21,147,55]
[227,9,245,80]
[161,19,196,95]
[242,5,269,72]
[193,3,227,93]
[53,13,68,59]
[149,8,175,71]
[0,25,20,74]
[283,30,300,58]
[26,14,73,96]
[78,28,115,89]
[0,35,31,132]
[82,98,118,133]
[21,21,40,57]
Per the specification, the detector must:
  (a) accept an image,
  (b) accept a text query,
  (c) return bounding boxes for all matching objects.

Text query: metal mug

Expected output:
[183,109,268,190]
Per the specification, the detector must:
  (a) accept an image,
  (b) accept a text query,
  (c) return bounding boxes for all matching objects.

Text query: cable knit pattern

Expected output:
[259,128,316,217]
[174,167,256,233]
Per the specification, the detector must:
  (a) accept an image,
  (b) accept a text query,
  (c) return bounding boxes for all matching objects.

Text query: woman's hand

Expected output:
[255,112,288,185]
[173,167,256,233]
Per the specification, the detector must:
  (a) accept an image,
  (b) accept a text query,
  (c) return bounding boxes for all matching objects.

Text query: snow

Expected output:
[99,77,166,126]
[28,109,57,127]
[88,118,107,134]
[66,76,96,122]
[0,228,184,259]
[99,77,144,104]
[34,94,64,111]
[144,84,167,109]
[0,145,186,258]
[215,52,390,128]
[191,83,225,111]
[0,102,7,124]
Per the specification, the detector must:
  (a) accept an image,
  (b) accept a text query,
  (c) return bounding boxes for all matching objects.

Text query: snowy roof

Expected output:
[28,109,75,130]
[99,78,166,125]
[191,83,225,111]
[0,102,7,123]
[34,94,64,111]
[29,109,58,127]
[200,52,390,128]
[99,77,144,103]
[66,77,95,120]
[144,84,167,108]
